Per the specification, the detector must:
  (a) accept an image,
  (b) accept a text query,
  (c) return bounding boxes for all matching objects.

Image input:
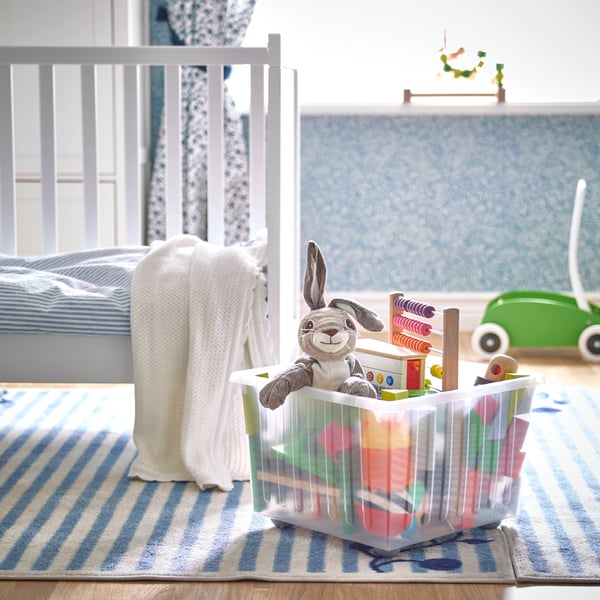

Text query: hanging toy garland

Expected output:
[492,63,505,88]
[437,31,504,88]
[439,47,487,80]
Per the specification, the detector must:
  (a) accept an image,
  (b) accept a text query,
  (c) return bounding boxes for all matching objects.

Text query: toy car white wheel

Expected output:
[471,324,510,358]
[578,325,600,362]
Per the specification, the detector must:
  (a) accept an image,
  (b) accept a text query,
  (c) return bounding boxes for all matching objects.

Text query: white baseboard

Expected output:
[316,290,600,333]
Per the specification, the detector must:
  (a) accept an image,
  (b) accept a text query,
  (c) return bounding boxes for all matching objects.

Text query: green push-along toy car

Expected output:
[472,180,600,363]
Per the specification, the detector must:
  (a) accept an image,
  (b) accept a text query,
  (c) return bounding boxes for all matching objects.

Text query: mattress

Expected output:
[0,247,149,335]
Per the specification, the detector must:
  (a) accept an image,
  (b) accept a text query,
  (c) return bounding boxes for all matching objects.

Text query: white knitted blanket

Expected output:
[128,234,274,491]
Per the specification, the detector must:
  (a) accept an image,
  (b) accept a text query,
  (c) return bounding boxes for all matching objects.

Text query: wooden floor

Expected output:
[1,334,599,599]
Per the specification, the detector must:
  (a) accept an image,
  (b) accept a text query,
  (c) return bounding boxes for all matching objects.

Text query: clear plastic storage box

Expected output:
[231,366,538,555]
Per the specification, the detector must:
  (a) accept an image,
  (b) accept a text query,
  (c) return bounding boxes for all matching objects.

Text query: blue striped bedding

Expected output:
[0,247,149,335]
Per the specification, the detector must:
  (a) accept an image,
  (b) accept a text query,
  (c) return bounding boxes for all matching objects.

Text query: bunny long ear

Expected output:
[328,298,385,332]
[303,241,327,310]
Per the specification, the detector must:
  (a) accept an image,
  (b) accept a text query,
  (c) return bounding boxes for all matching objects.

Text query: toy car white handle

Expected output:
[569,179,590,313]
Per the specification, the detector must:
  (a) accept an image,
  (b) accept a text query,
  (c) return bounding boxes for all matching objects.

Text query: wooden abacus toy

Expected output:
[389,292,460,391]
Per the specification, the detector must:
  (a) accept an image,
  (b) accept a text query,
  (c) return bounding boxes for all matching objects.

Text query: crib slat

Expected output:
[248,64,266,237]
[267,62,301,363]
[81,65,99,248]
[39,65,58,254]
[0,64,17,254]
[164,64,182,238]
[207,65,224,246]
[123,64,141,244]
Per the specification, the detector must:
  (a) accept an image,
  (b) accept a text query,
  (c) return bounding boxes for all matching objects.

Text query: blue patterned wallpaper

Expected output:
[301,114,600,292]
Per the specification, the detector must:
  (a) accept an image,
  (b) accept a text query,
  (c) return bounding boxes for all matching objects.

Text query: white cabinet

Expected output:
[0,0,147,254]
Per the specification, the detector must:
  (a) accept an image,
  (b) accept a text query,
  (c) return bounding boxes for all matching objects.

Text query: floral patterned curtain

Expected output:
[147,0,257,244]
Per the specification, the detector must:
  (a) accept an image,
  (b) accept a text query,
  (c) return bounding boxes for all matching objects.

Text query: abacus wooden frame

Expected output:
[388,291,460,391]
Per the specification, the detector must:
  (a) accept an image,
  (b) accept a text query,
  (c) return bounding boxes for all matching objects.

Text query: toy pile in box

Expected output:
[231,242,539,555]
[233,363,537,555]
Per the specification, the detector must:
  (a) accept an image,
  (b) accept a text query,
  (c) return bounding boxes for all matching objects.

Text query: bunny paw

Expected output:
[339,376,377,398]
[259,362,313,410]
[259,378,293,410]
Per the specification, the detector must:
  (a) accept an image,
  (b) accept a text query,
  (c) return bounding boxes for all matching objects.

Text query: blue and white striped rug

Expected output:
[503,385,600,583]
[0,385,598,582]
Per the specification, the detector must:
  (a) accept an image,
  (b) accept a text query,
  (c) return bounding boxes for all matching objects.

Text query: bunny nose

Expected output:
[324,328,338,337]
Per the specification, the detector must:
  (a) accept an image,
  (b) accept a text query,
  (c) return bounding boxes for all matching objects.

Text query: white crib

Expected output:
[0,34,299,383]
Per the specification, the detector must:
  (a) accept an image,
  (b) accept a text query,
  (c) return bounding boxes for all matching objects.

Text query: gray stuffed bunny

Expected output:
[259,241,384,410]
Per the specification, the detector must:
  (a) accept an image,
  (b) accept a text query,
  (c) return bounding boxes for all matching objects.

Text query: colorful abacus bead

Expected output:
[392,332,432,355]
[393,296,437,319]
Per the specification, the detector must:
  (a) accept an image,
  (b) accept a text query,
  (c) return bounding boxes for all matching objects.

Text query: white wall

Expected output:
[237,0,600,107]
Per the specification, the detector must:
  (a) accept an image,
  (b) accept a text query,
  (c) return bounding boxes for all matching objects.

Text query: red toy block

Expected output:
[360,447,413,494]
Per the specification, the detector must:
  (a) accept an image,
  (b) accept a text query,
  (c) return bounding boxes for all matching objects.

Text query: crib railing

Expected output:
[0,34,300,364]
[0,34,295,250]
